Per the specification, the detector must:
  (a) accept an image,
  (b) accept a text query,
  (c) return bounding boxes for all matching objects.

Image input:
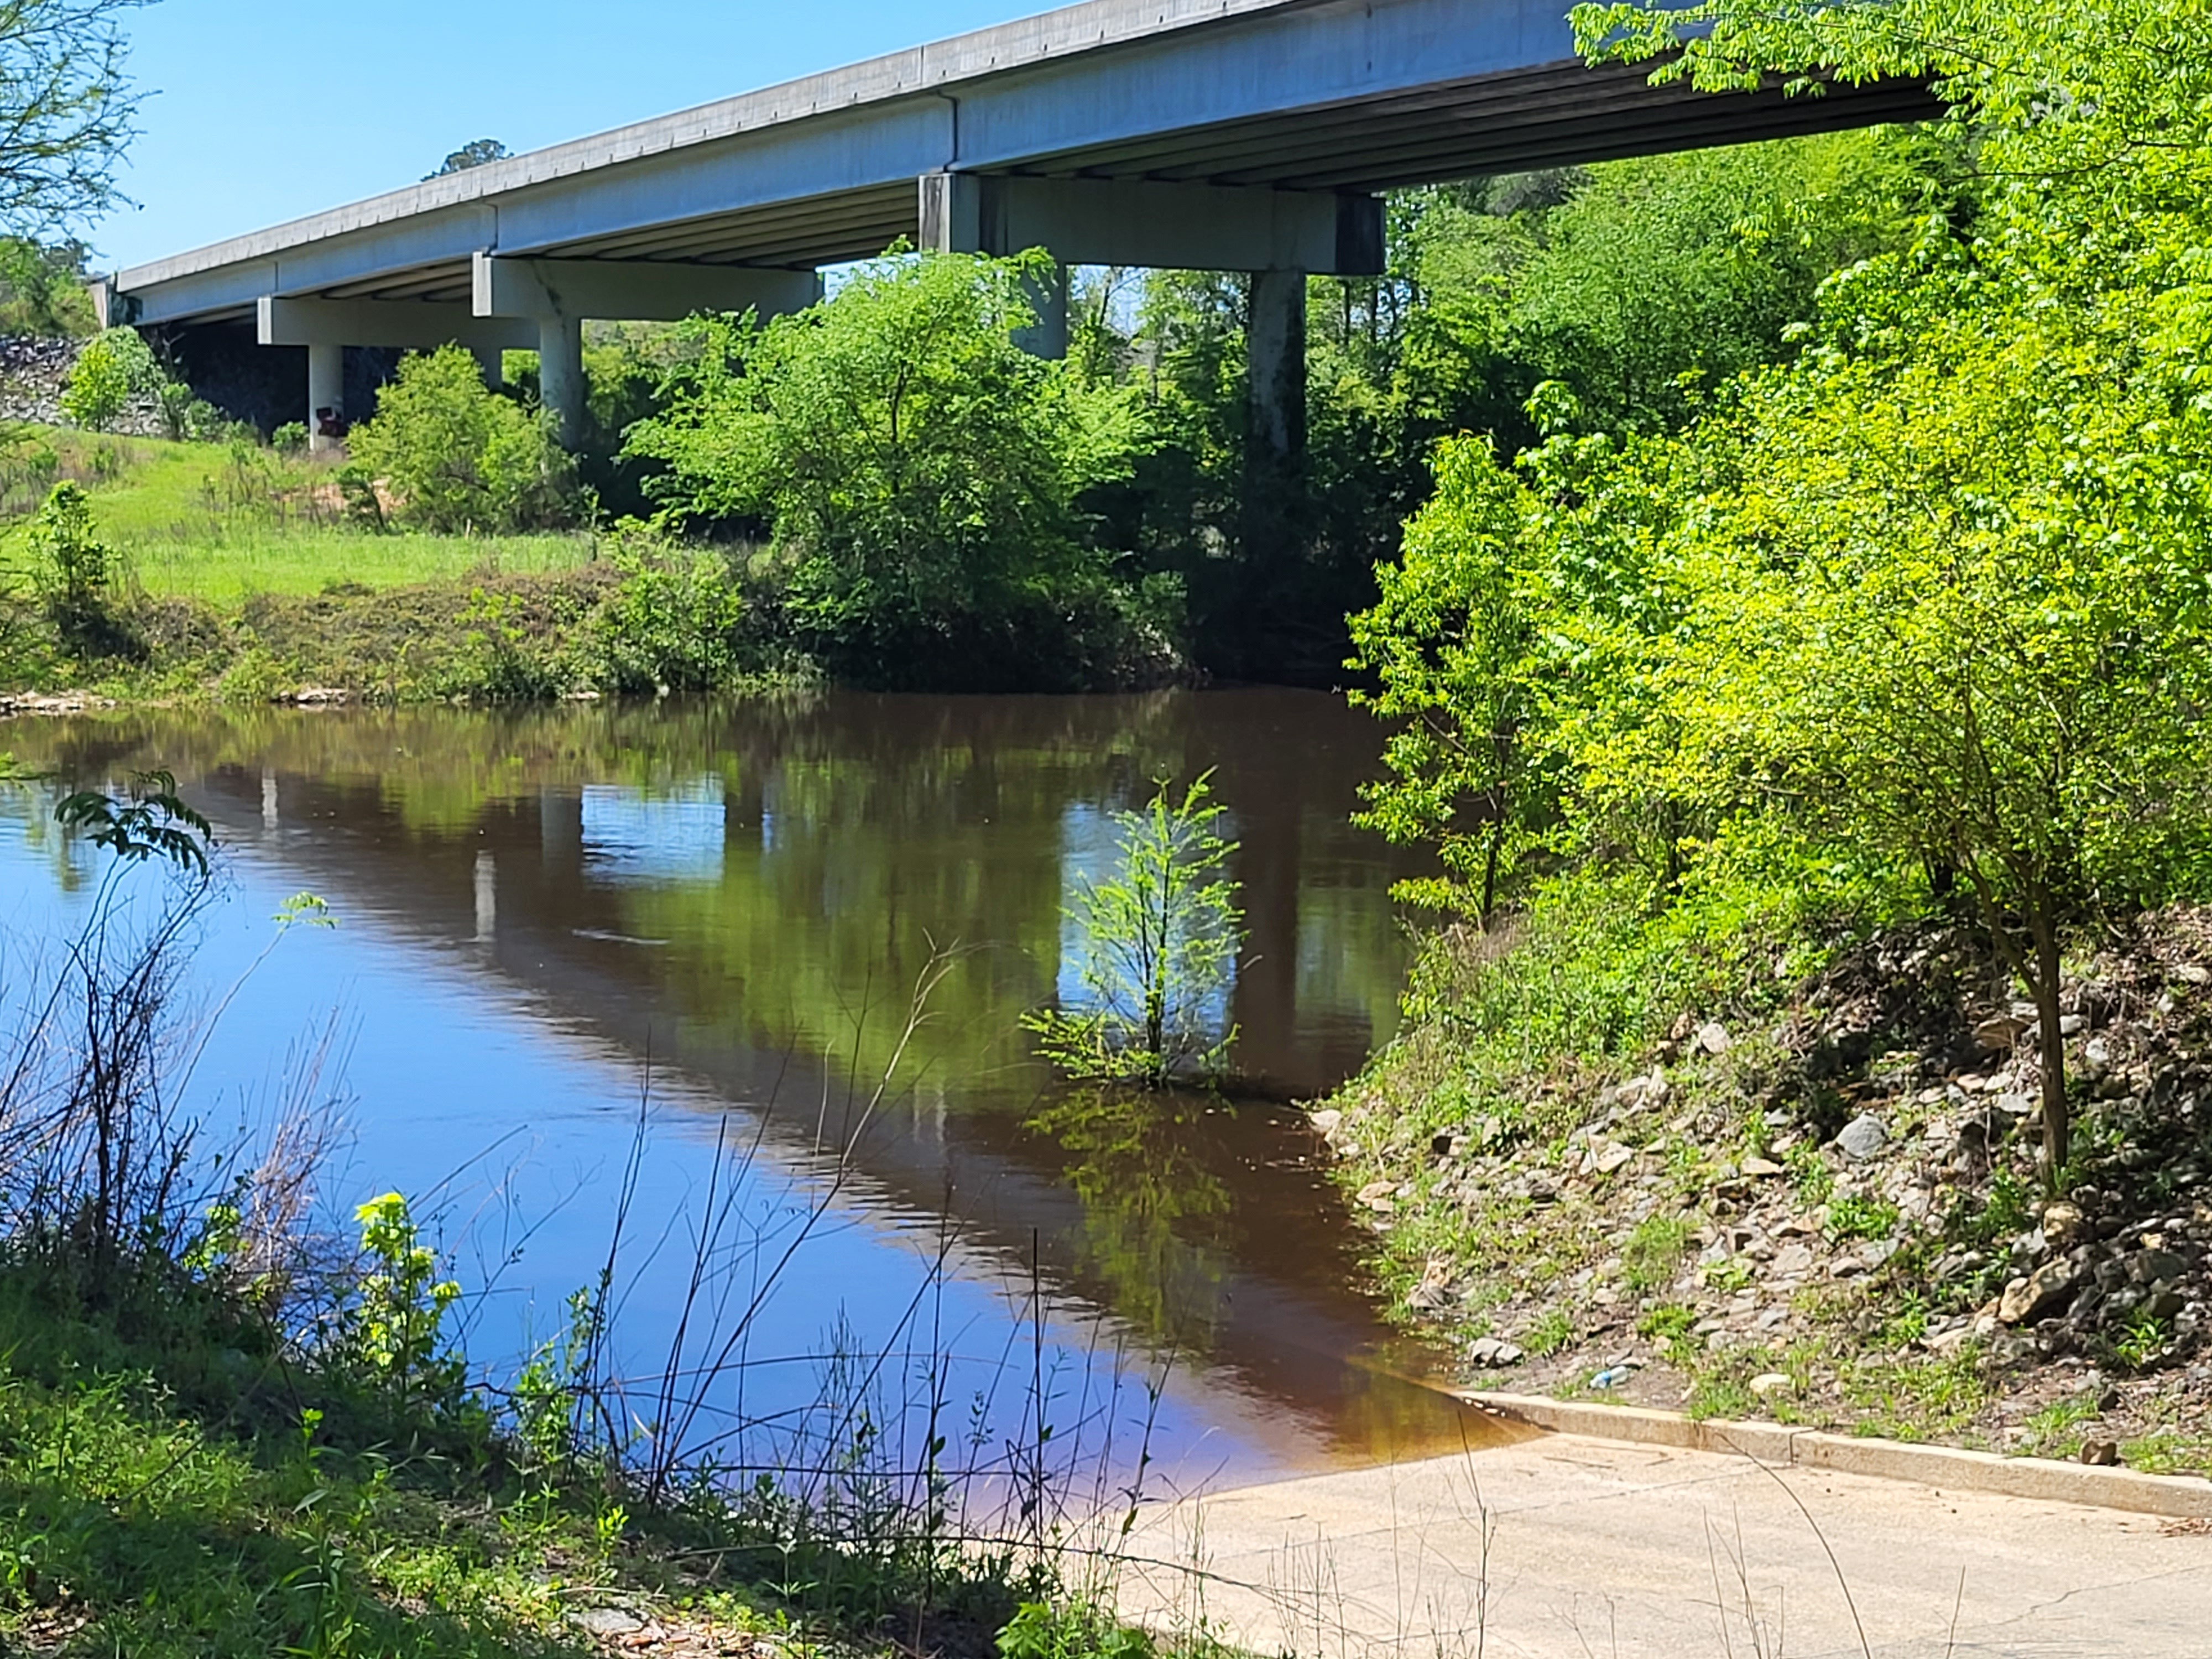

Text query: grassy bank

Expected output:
[0,430,813,705]
[1322,893,2212,1477]
[0,426,1184,703]
[3,429,593,603]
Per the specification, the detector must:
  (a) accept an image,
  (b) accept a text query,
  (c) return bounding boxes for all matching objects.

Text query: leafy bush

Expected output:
[625,251,1160,686]
[152,378,237,444]
[23,479,134,656]
[60,326,157,430]
[270,419,309,455]
[578,538,749,694]
[447,586,566,701]
[346,344,573,533]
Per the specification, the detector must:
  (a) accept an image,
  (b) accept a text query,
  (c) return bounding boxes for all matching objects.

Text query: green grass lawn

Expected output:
[1,427,597,606]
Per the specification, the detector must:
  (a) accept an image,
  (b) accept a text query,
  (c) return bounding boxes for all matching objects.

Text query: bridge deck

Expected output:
[110,0,1933,329]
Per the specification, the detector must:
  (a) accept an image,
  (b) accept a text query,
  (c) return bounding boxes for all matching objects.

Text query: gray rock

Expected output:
[2041,1202,2088,1248]
[2143,1286,2187,1321]
[1467,1336,1525,1368]
[1694,1020,1731,1056]
[1999,1259,2078,1326]
[1834,1114,1888,1161]
[1770,1242,1817,1277]
[2130,1249,2188,1286]
[576,1608,644,1637]
[2080,1439,2121,1467]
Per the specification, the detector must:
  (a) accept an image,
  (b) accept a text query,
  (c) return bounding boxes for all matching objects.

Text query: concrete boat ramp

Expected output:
[1108,1422,2212,1657]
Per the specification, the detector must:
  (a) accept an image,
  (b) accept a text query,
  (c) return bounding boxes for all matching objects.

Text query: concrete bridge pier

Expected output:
[259,297,536,451]
[536,317,586,448]
[920,171,1369,543]
[1245,268,1307,533]
[1014,261,1070,361]
[472,254,820,450]
[306,342,345,454]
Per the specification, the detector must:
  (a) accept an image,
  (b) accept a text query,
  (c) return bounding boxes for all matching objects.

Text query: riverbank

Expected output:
[0,430,1186,703]
[1321,907,2212,1478]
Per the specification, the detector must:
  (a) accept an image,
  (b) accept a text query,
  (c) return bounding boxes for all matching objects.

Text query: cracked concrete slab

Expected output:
[1108,1431,2212,1656]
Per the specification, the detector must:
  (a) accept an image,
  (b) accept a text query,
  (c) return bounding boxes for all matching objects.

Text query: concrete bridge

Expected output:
[98,0,1930,455]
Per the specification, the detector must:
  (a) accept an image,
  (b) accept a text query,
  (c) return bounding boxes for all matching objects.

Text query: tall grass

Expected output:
[0,426,596,604]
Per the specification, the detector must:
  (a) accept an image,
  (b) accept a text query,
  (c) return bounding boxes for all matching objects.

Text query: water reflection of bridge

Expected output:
[15,691,1481,1469]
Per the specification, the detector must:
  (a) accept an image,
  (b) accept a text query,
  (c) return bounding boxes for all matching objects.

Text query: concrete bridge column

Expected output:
[536,317,585,448]
[1014,262,1070,360]
[260,298,538,452]
[306,342,343,454]
[472,345,505,389]
[1244,268,1307,551]
[473,253,819,450]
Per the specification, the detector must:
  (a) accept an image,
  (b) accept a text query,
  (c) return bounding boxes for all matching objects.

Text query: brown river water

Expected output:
[0,688,1510,1493]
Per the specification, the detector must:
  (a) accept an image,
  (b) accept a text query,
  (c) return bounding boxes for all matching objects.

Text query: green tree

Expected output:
[426,137,509,179]
[1627,282,2212,1175]
[1025,774,1244,1088]
[1348,387,1715,925]
[59,324,155,429]
[1546,0,2212,1182]
[346,345,572,534]
[0,236,93,333]
[625,251,1161,686]
[0,0,148,235]
[1349,439,1551,926]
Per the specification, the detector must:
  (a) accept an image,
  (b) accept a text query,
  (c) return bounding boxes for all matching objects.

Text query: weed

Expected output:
[2017,1393,2101,1459]
[1524,1307,1574,1355]
[1636,1301,1699,1362]
[1686,1369,1756,1420]
[1827,1194,1900,1241]
[1621,1214,1694,1296]
[2114,1309,2173,1370]
[998,1599,1155,1659]
[1839,1350,1992,1443]
[329,1192,466,1418]
[1785,1140,1835,1207]
[1702,1255,1755,1295]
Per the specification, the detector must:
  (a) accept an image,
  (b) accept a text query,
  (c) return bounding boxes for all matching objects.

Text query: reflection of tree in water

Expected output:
[1,690,1421,1099]
[1023,1084,1233,1354]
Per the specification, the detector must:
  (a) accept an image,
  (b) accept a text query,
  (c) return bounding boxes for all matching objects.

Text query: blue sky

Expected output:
[93,1,1034,271]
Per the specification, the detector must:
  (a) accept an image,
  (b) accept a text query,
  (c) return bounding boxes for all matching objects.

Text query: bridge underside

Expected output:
[103,0,1940,462]
[136,66,1934,317]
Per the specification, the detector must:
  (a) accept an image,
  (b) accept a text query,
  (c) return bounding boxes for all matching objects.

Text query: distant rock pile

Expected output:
[0,333,164,435]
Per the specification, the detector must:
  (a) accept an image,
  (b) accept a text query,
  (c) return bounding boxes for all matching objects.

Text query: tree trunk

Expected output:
[2027,895,2069,1179]
[1479,811,1504,931]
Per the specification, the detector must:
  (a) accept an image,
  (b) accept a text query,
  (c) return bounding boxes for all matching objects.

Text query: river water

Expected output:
[0,689,1494,1495]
